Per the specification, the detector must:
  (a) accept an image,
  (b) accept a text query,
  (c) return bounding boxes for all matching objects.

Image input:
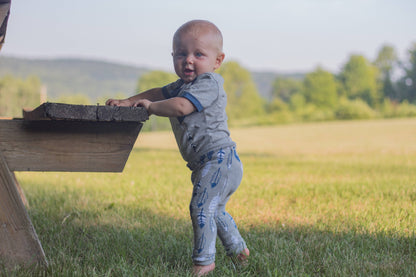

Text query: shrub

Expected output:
[396,101,416,117]
[257,111,295,125]
[379,99,416,118]
[379,98,397,118]
[335,98,377,120]
[295,104,335,122]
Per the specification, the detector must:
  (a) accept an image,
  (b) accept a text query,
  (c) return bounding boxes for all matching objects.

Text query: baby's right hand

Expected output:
[105,98,132,107]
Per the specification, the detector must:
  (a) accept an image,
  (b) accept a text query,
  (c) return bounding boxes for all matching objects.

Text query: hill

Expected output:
[0,56,305,101]
[0,56,148,101]
[251,70,304,100]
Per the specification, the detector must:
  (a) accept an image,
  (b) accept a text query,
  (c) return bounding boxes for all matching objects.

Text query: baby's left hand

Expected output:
[134,99,152,114]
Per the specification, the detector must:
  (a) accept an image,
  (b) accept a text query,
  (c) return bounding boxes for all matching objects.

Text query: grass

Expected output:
[3,118,416,276]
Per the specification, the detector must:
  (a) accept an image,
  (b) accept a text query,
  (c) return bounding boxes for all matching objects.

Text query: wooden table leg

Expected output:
[13,172,30,208]
[0,154,47,269]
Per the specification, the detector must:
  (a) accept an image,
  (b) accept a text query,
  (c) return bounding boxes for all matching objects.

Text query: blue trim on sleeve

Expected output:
[182,92,203,112]
[162,86,171,99]
[177,116,185,123]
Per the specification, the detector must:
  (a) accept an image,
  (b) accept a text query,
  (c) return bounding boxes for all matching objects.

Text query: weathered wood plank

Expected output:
[96,105,149,122]
[23,103,148,122]
[0,119,142,172]
[0,154,47,269]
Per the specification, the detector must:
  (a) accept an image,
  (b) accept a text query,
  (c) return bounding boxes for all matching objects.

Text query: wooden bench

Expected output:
[0,103,148,269]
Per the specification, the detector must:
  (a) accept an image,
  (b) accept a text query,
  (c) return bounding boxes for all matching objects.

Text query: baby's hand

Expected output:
[134,99,152,114]
[105,98,132,107]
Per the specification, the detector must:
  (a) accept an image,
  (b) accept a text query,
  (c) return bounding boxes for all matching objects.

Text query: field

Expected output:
[5,118,416,276]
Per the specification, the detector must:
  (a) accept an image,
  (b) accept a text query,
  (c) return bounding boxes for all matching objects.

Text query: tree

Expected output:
[302,67,338,109]
[136,70,177,92]
[271,77,302,103]
[339,55,381,107]
[136,70,177,131]
[0,75,41,117]
[374,44,398,100]
[397,43,416,103]
[55,93,91,105]
[218,61,264,122]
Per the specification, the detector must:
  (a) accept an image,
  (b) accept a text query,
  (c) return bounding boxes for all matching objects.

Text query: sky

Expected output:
[2,0,416,73]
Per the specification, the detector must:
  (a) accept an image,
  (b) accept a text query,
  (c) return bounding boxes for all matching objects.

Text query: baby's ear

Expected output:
[214,53,225,69]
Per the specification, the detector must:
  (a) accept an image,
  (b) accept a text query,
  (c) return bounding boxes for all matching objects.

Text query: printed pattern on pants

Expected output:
[189,146,247,266]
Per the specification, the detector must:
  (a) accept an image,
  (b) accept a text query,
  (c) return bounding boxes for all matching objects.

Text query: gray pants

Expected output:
[189,146,247,266]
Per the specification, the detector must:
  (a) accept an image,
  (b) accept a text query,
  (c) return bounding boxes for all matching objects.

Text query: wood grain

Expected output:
[0,120,143,172]
[0,154,47,269]
[0,103,148,268]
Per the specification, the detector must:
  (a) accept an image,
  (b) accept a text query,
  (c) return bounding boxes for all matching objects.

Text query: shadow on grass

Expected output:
[2,202,415,277]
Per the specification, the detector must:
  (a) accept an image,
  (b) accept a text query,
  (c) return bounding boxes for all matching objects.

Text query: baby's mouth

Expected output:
[184,68,194,75]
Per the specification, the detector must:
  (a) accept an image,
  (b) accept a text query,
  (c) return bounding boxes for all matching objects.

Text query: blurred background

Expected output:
[0,0,415,130]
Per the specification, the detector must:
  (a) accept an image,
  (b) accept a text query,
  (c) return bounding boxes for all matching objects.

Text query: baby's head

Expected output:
[172,20,225,83]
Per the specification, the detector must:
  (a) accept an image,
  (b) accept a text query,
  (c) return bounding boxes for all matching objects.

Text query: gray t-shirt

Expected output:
[162,72,235,166]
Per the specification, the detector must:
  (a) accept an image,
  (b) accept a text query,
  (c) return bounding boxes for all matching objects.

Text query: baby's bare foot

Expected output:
[236,248,250,265]
[192,263,215,276]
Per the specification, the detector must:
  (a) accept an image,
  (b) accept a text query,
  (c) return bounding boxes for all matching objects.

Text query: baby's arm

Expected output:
[106,88,165,107]
[106,87,196,117]
[136,97,196,117]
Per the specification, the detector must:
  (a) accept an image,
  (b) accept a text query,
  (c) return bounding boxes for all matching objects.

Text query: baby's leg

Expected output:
[216,204,248,257]
[215,147,249,259]
[189,161,222,267]
[189,146,248,269]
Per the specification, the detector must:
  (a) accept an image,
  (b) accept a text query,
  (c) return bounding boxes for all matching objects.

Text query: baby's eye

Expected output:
[174,52,186,57]
[195,52,203,58]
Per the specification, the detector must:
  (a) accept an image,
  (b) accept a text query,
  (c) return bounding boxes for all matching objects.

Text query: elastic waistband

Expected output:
[187,144,237,171]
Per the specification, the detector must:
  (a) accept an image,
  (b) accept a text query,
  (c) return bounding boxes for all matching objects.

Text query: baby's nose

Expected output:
[186,55,194,64]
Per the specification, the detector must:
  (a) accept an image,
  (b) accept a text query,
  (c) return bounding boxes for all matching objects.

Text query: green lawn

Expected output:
[5,118,416,276]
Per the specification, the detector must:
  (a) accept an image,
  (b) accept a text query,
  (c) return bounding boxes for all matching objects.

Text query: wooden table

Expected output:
[0,103,148,269]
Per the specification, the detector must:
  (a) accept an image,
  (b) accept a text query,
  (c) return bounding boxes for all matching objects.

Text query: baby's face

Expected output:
[172,30,224,83]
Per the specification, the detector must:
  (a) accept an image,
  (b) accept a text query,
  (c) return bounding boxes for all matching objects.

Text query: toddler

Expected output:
[106,19,249,276]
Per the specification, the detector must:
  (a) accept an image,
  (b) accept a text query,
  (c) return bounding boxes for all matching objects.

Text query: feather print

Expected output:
[196,233,206,254]
[227,213,237,228]
[193,181,201,197]
[230,234,240,245]
[221,177,228,196]
[197,208,207,228]
[217,216,228,232]
[208,239,216,254]
[233,147,241,162]
[210,217,216,233]
[197,187,208,207]
[210,168,221,188]
[227,148,233,169]
[217,148,225,164]
[201,162,212,178]
[207,150,214,161]
[208,195,220,215]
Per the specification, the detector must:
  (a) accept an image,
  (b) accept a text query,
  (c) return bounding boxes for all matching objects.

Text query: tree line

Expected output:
[128,42,416,130]
[264,43,416,126]
[0,43,415,128]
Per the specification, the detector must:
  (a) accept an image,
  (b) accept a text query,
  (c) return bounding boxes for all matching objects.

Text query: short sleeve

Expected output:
[162,79,184,99]
[180,73,221,112]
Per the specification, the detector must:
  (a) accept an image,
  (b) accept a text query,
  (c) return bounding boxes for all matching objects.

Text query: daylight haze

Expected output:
[2,0,416,73]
